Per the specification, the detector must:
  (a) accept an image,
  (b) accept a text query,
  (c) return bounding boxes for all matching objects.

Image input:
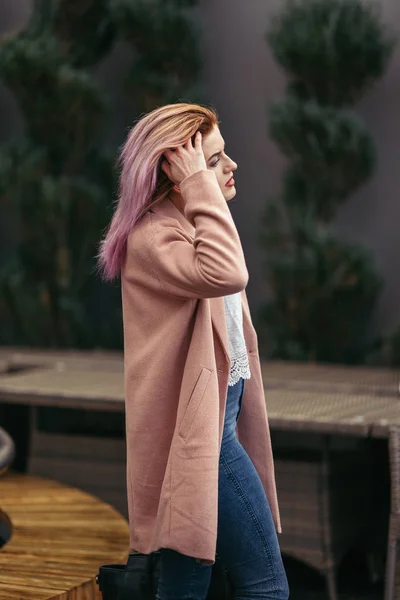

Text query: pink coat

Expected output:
[121,169,281,565]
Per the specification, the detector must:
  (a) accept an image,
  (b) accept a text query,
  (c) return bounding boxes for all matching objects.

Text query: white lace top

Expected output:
[223,292,251,386]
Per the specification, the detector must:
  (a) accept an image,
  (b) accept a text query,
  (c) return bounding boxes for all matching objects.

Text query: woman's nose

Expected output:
[225,158,237,172]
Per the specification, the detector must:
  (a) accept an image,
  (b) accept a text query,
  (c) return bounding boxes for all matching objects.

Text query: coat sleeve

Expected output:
[148,170,249,299]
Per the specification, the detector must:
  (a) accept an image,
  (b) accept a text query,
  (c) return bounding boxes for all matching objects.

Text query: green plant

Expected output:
[0,0,121,348]
[0,0,203,349]
[258,0,395,363]
[110,0,203,112]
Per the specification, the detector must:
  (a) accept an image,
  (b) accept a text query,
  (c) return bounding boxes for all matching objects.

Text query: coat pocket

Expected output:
[178,367,212,440]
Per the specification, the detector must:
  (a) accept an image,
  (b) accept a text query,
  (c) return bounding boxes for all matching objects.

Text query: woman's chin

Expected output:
[224,186,237,201]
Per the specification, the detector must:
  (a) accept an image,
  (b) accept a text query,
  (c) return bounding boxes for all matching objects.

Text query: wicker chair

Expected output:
[385,426,400,600]
[274,434,369,600]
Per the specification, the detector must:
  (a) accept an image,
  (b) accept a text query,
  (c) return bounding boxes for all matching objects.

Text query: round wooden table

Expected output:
[0,472,129,599]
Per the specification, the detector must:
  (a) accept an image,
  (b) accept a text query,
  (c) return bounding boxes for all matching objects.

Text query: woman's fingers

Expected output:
[194,131,202,151]
[165,133,200,162]
[163,148,175,160]
[184,136,193,151]
[165,132,201,161]
[162,131,205,184]
[160,160,171,177]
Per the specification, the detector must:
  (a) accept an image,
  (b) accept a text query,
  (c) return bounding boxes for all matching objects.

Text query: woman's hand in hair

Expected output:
[161,132,207,187]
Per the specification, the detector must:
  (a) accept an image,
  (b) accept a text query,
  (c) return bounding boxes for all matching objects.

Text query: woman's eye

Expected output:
[211,159,220,167]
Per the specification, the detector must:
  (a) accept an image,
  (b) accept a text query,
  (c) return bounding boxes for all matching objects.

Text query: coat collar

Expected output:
[149,196,253,366]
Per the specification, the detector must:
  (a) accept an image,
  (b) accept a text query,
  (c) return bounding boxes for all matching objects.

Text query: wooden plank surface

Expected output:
[0,472,129,599]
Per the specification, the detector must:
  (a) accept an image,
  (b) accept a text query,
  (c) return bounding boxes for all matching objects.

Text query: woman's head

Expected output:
[97,103,220,281]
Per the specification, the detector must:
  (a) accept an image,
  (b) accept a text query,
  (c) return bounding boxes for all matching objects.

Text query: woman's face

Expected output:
[202,126,238,202]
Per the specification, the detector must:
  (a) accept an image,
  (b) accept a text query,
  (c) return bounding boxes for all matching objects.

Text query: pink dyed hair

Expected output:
[97,102,219,281]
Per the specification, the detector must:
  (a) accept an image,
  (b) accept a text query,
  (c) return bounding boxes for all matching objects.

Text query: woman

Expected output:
[98,103,289,600]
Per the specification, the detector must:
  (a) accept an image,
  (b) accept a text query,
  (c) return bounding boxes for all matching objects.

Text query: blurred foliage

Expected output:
[267,0,395,106]
[0,0,119,348]
[0,0,202,348]
[258,0,395,363]
[268,98,376,221]
[110,0,203,111]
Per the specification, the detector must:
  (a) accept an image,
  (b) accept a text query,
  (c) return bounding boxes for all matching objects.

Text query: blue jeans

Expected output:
[156,377,289,600]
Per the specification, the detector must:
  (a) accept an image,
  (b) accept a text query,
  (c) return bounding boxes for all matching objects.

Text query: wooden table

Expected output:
[0,472,129,599]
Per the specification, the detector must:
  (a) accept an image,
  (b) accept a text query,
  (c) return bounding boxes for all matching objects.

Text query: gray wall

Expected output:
[1,0,400,339]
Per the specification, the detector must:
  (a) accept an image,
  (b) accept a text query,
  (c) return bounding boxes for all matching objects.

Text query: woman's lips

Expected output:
[226,177,235,187]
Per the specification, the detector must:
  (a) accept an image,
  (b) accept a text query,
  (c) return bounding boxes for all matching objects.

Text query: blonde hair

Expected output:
[97,102,219,281]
